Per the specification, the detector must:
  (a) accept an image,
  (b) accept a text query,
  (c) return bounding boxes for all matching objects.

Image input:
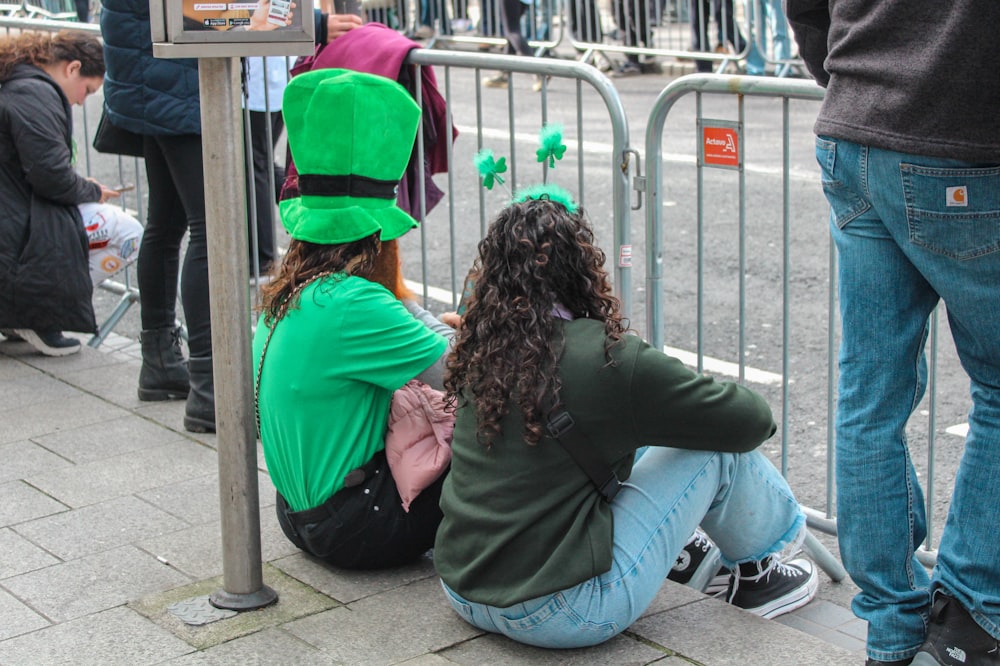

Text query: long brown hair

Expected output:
[259,234,381,326]
[444,197,627,448]
[0,31,104,81]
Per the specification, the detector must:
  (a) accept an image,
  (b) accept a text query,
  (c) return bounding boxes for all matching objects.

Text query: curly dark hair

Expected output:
[259,234,380,326]
[444,197,627,448]
[0,31,104,81]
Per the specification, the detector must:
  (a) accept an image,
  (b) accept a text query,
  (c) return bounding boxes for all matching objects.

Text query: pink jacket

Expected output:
[384,380,454,512]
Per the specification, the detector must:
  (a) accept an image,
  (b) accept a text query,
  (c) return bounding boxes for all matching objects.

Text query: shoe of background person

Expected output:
[532,75,550,92]
[726,557,818,619]
[613,60,642,77]
[138,326,190,401]
[484,71,509,88]
[13,329,81,356]
[911,592,1000,666]
[1,328,23,341]
[667,528,729,594]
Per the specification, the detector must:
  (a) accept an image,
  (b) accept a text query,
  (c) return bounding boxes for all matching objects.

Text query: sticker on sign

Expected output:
[701,122,741,170]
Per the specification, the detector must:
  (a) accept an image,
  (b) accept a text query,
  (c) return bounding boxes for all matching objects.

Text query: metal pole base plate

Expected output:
[209,584,279,612]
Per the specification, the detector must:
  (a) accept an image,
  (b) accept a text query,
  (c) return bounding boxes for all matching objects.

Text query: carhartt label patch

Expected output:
[946,186,968,207]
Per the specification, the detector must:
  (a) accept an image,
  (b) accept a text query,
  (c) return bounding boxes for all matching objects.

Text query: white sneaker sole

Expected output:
[14,329,82,357]
[742,559,819,619]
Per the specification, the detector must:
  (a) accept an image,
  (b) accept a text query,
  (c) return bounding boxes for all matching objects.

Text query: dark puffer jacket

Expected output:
[100,0,201,135]
[0,64,100,333]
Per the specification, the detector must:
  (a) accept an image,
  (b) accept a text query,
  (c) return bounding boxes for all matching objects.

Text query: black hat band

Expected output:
[298,174,399,200]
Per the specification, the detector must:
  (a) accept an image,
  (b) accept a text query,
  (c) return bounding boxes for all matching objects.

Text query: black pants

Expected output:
[74,0,89,21]
[690,0,746,72]
[139,133,212,359]
[246,110,283,274]
[276,452,446,570]
[499,0,533,56]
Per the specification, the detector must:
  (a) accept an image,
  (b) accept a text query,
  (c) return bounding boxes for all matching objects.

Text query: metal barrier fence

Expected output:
[642,73,956,566]
[421,0,802,77]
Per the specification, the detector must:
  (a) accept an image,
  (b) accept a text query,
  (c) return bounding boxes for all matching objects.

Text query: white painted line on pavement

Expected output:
[405,277,786,386]
[946,423,969,438]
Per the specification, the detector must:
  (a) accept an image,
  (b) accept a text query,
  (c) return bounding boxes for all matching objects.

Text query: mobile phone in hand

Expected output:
[112,183,135,193]
[268,0,293,25]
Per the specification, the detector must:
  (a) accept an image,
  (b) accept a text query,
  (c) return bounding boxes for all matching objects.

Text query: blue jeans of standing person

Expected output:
[440,447,805,648]
[817,136,1000,663]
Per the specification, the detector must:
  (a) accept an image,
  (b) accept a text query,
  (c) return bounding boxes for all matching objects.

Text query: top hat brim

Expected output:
[280,197,419,245]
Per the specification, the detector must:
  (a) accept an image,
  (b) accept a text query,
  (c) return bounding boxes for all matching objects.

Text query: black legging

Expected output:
[139,133,212,359]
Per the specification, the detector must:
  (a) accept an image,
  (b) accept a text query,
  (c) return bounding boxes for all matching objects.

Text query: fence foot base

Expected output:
[209,584,278,612]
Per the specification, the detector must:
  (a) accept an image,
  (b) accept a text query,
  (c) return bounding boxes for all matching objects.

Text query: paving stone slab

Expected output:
[283,576,481,665]
[0,393,130,443]
[137,471,276,527]
[0,605,193,665]
[0,440,72,483]
[0,587,50,640]
[133,401,219,448]
[271,550,437,604]
[2,545,191,622]
[0,527,60,579]
[33,413,185,465]
[13,495,190,561]
[439,631,670,665]
[59,357,146,410]
[130,563,337,651]
[137,506,299,580]
[0,479,69,527]
[0,353,37,380]
[161,627,338,665]
[26,439,217,508]
[631,596,858,665]
[9,340,128,377]
[0,373,81,410]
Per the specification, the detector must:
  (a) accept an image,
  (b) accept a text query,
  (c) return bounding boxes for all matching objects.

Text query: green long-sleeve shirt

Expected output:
[434,318,776,607]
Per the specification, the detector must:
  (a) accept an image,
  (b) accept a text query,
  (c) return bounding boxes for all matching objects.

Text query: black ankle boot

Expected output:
[184,356,216,433]
[138,327,189,401]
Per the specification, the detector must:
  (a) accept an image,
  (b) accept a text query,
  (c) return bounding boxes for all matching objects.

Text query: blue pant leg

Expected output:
[819,137,937,661]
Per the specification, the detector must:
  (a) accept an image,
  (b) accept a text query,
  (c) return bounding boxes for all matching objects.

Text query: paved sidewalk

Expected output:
[1,334,866,665]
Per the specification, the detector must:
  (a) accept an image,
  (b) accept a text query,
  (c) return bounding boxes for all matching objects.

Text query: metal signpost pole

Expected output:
[198,57,277,611]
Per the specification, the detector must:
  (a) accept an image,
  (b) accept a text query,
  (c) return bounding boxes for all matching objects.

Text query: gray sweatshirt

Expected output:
[785,0,1000,162]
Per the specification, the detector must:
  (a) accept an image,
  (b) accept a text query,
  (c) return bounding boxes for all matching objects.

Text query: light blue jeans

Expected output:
[440,447,805,648]
[817,137,1000,662]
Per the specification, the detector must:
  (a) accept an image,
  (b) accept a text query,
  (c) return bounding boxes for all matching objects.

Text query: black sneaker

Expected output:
[867,659,913,666]
[14,329,81,357]
[667,528,730,594]
[911,592,999,665]
[726,557,818,619]
[0,328,23,341]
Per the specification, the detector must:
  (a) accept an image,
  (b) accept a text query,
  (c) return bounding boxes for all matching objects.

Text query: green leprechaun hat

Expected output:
[279,68,421,244]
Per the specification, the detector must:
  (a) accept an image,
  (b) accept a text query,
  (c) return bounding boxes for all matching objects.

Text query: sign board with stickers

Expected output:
[150,0,315,58]
[698,119,742,171]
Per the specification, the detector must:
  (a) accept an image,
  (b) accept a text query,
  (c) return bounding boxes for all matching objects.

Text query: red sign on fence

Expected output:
[701,122,741,170]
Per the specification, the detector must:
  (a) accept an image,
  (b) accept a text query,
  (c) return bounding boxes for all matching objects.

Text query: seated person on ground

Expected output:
[434,188,819,648]
[254,69,454,569]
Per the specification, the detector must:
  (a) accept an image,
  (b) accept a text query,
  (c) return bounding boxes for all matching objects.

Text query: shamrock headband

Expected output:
[474,123,579,214]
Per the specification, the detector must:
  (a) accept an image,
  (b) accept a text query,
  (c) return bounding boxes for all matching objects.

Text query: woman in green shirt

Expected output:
[434,190,818,647]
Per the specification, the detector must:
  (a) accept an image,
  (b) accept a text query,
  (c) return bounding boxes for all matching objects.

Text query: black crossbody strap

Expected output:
[545,405,622,503]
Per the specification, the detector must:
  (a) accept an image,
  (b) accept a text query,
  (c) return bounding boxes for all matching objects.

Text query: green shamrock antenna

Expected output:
[535,124,567,180]
[474,149,509,192]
